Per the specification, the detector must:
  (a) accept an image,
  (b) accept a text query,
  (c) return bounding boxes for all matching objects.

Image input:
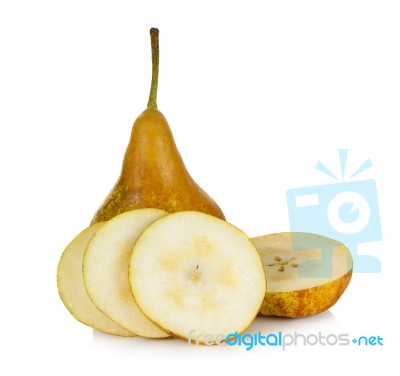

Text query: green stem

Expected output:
[147,28,159,109]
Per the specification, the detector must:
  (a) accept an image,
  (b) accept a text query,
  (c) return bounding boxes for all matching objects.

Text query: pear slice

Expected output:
[129,211,266,343]
[251,232,353,317]
[57,223,134,336]
[83,208,169,338]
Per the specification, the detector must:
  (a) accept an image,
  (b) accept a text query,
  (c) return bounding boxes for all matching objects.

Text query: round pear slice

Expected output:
[83,208,169,338]
[129,211,266,343]
[251,232,353,318]
[57,223,134,336]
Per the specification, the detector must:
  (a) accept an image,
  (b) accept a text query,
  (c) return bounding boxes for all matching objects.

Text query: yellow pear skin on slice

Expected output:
[251,232,353,318]
[57,223,134,336]
[83,209,169,338]
[129,211,266,343]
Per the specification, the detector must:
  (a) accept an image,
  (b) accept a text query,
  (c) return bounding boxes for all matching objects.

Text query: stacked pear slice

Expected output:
[57,223,134,337]
[129,211,266,342]
[83,209,169,338]
[57,209,266,341]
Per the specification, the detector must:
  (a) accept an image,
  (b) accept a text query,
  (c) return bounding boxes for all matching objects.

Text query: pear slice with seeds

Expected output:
[83,209,169,338]
[57,223,134,336]
[129,211,266,343]
[251,232,352,317]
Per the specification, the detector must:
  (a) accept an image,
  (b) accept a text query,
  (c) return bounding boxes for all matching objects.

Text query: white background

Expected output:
[1,0,400,375]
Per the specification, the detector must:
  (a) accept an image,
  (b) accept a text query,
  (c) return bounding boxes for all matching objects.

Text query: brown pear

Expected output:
[91,28,224,224]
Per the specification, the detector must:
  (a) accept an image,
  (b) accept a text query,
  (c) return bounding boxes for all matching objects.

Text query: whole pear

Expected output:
[91,29,224,224]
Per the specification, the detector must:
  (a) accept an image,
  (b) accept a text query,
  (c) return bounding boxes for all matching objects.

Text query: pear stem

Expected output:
[147,28,159,109]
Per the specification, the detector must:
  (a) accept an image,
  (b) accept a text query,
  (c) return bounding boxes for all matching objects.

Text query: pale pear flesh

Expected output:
[129,211,266,343]
[83,208,169,338]
[57,223,134,336]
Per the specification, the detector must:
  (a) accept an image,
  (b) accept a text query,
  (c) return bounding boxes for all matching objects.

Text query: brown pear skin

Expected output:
[259,271,352,317]
[91,29,224,224]
[91,107,225,223]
